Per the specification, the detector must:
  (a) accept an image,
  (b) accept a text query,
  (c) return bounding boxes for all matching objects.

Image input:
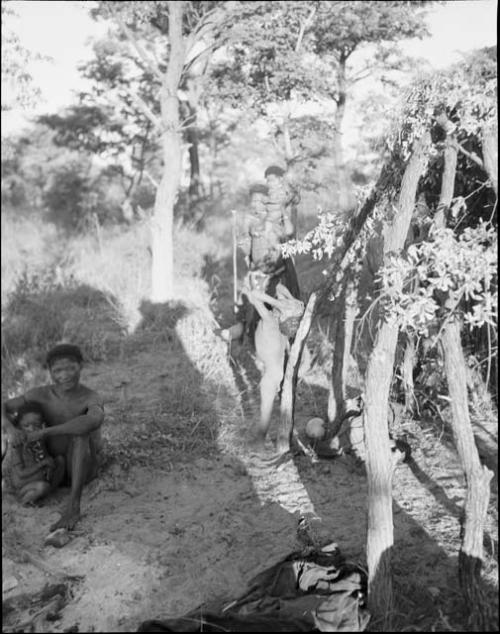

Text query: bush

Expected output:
[1,213,59,308]
[1,271,125,370]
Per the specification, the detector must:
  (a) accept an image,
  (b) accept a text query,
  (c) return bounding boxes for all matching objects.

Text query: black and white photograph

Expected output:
[1,0,497,631]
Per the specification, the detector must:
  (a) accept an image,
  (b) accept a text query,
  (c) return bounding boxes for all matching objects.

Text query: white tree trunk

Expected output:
[364,133,430,626]
[151,1,185,302]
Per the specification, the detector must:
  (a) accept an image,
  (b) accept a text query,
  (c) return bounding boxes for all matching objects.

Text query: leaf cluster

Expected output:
[1,0,49,110]
[387,47,497,161]
[379,222,497,335]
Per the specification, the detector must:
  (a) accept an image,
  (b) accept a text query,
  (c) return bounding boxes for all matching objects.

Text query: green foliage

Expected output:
[387,47,497,161]
[285,50,497,363]
[313,0,431,57]
[39,105,126,155]
[1,0,47,110]
[283,209,348,260]
[1,271,124,365]
[205,0,436,203]
[1,124,126,230]
[380,222,497,336]
[42,160,93,230]
[43,157,124,231]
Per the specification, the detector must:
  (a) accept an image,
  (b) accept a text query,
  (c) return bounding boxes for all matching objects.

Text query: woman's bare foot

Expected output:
[50,505,81,531]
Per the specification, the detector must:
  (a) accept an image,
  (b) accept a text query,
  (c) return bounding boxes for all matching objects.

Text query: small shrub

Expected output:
[1,270,125,381]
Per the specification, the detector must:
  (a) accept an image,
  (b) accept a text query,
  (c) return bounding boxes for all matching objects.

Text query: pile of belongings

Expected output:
[137,542,370,632]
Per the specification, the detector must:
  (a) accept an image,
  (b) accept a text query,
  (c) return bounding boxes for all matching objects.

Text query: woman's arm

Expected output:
[38,404,104,439]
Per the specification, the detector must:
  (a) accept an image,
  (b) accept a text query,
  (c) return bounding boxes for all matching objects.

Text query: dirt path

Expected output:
[2,261,498,632]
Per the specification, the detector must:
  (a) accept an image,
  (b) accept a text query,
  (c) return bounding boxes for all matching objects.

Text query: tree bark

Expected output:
[282,115,294,166]
[435,130,494,631]
[151,1,185,302]
[365,132,430,627]
[442,320,494,630]
[331,53,352,212]
[187,116,201,201]
[402,333,416,416]
[466,361,498,473]
[482,121,498,196]
[181,99,201,202]
[330,280,359,428]
[277,291,317,454]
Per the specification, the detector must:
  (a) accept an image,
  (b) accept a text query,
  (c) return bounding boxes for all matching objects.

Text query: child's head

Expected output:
[264,165,286,189]
[249,184,268,215]
[16,402,45,433]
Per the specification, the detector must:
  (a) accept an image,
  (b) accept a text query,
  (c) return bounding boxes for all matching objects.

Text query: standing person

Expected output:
[223,184,280,343]
[2,343,105,531]
[264,165,301,299]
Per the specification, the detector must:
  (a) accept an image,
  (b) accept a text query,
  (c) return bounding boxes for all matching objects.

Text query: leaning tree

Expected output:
[280,47,497,629]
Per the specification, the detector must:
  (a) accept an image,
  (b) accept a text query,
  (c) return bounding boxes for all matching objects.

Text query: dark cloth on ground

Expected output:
[137,544,370,632]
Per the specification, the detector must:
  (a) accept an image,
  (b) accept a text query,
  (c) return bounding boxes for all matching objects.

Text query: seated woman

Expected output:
[2,343,105,531]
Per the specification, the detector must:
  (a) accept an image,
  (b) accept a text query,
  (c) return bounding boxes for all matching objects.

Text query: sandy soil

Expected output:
[2,256,498,633]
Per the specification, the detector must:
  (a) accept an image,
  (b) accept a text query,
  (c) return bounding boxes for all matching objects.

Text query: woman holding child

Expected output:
[2,343,104,532]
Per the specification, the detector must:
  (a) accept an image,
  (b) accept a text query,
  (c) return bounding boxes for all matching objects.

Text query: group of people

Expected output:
[223,164,302,344]
[1,164,302,532]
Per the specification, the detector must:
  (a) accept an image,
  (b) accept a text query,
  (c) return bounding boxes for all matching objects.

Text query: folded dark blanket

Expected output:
[137,544,370,632]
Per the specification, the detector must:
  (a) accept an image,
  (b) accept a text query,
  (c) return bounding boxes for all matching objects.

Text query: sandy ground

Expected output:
[2,256,498,633]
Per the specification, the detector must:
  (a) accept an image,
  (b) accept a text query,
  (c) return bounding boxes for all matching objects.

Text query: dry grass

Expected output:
[0,211,229,406]
[1,214,59,308]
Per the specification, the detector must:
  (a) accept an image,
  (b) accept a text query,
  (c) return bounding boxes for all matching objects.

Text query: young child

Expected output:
[264,165,301,299]
[4,402,59,505]
[264,165,299,240]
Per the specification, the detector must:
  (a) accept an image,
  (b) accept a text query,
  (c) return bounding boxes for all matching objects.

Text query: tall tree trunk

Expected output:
[332,54,352,212]
[435,131,494,631]
[151,1,185,302]
[187,113,201,201]
[183,75,203,203]
[364,132,430,626]
[181,100,201,203]
[330,280,359,427]
[402,333,416,416]
[282,114,294,166]
[442,321,494,630]
[482,121,498,196]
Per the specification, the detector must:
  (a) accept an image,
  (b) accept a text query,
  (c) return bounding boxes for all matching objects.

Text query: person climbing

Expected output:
[2,343,105,531]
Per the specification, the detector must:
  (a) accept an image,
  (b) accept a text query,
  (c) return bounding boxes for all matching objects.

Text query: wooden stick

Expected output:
[231,210,238,313]
[276,291,318,454]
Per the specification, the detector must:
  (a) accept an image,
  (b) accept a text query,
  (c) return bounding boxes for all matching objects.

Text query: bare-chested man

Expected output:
[2,343,104,531]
